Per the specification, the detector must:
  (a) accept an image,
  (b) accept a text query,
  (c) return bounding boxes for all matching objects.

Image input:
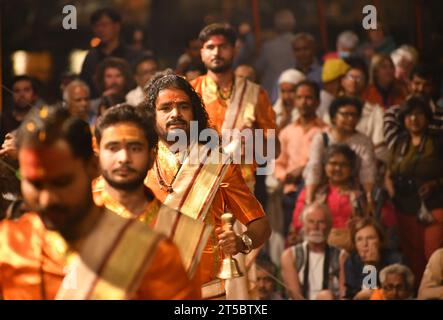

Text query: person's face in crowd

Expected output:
[201,35,235,73]
[279,82,296,108]
[19,139,96,241]
[103,67,125,95]
[304,207,328,244]
[367,24,385,44]
[13,80,37,111]
[325,153,352,186]
[333,104,360,134]
[234,65,256,82]
[376,58,395,86]
[342,69,367,97]
[394,59,413,82]
[93,15,120,44]
[155,88,194,144]
[99,122,152,192]
[294,85,319,118]
[404,107,429,136]
[293,38,315,68]
[256,268,275,300]
[383,273,410,300]
[67,85,90,121]
[409,75,433,99]
[355,225,381,263]
[187,39,202,60]
[135,60,158,88]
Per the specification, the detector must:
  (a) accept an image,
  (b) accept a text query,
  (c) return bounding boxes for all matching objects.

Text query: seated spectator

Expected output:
[370,263,415,300]
[318,58,350,125]
[175,36,204,76]
[340,57,387,162]
[391,45,419,91]
[295,145,364,250]
[343,217,404,300]
[256,256,284,300]
[323,30,359,61]
[274,81,327,238]
[126,54,158,106]
[363,53,407,109]
[80,7,142,98]
[234,64,256,83]
[281,203,341,300]
[1,75,46,144]
[384,65,443,150]
[418,248,443,300]
[304,96,377,211]
[91,57,136,120]
[385,96,443,283]
[272,68,306,130]
[63,80,92,124]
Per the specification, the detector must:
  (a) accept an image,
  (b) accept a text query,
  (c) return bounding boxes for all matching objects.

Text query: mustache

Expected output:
[112,164,137,173]
[166,119,187,127]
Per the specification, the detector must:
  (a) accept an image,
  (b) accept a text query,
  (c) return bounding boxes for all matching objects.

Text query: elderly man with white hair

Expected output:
[324,30,360,61]
[370,263,415,300]
[63,79,93,124]
[281,202,341,300]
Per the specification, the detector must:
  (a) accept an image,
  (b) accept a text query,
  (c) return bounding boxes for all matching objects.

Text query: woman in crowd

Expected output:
[342,217,404,299]
[304,96,377,211]
[385,96,443,283]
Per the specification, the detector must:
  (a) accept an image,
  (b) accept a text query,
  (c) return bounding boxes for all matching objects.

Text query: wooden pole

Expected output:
[316,0,328,53]
[415,0,424,50]
[251,0,262,55]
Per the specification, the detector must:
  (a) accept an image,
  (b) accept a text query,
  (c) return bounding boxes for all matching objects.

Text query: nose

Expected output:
[39,189,59,208]
[116,148,130,163]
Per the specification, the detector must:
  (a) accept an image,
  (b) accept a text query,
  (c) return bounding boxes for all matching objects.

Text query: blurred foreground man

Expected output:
[0,106,199,299]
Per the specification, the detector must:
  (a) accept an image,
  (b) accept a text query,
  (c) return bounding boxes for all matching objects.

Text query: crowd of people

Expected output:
[1,7,443,300]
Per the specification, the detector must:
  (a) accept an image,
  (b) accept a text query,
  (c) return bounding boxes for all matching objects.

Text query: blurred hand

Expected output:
[0,133,18,160]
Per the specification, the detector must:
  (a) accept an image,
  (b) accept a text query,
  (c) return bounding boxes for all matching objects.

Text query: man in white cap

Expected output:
[273,68,306,131]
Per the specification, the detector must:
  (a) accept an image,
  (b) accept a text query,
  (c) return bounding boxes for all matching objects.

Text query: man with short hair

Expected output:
[126,54,159,106]
[292,33,322,87]
[191,23,277,191]
[384,64,443,150]
[256,256,284,300]
[274,81,327,238]
[80,7,141,98]
[281,203,341,300]
[63,80,92,124]
[0,106,199,300]
[144,71,271,299]
[93,104,210,279]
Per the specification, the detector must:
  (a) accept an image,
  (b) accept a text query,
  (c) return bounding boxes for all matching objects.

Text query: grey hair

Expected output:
[379,263,415,291]
[301,202,333,231]
[336,31,359,51]
[63,80,90,102]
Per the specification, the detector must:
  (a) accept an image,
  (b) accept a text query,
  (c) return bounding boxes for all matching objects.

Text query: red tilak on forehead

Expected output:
[19,146,72,179]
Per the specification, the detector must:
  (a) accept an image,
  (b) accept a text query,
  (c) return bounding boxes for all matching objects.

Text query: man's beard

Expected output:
[207,61,232,74]
[37,195,94,242]
[305,230,326,244]
[102,166,147,192]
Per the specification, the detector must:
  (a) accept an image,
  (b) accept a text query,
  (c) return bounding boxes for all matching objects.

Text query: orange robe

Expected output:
[0,211,199,300]
[362,82,406,110]
[146,142,266,285]
[191,75,276,187]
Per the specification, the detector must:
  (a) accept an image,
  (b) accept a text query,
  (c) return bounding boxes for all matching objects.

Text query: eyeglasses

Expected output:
[326,161,350,169]
[337,111,359,119]
[383,284,407,292]
[345,74,365,83]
